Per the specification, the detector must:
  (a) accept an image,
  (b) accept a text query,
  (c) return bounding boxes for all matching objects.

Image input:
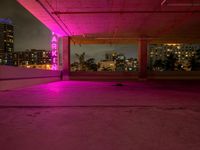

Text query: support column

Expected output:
[62,36,70,80]
[138,39,148,79]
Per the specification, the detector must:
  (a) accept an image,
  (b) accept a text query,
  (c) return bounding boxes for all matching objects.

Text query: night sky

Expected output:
[0,0,138,62]
[0,0,51,51]
[70,44,138,63]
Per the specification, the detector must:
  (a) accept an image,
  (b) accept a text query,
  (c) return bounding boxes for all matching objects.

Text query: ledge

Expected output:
[0,66,61,90]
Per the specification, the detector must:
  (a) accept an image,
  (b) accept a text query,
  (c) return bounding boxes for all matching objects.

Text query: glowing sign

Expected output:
[51,32,59,70]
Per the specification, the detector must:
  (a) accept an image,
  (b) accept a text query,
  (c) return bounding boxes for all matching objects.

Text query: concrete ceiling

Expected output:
[18,0,200,43]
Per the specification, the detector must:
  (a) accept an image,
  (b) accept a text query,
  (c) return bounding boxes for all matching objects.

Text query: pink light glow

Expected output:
[51,32,59,70]
[52,36,57,42]
[52,51,57,56]
[52,44,57,49]
[53,58,56,63]
[51,64,57,70]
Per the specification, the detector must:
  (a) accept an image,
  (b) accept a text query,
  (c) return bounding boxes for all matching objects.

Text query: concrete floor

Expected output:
[0,81,200,150]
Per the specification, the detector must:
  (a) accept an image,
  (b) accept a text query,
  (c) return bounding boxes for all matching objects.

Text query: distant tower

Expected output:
[0,18,14,65]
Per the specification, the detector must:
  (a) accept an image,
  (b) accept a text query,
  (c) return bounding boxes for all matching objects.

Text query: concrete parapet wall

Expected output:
[0,66,61,90]
[148,71,200,80]
[69,71,200,81]
[69,72,139,81]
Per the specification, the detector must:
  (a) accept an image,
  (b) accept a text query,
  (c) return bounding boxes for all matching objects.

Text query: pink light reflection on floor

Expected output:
[0,80,200,107]
[0,81,200,150]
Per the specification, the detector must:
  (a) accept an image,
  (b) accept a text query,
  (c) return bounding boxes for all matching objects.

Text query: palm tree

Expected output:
[85,58,97,71]
[75,52,85,64]
[75,52,86,71]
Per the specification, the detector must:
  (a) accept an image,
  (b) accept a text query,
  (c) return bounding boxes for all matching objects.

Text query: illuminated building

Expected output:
[98,60,116,71]
[125,58,138,71]
[149,44,199,71]
[98,51,138,72]
[12,49,52,70]
[0,18,14,65]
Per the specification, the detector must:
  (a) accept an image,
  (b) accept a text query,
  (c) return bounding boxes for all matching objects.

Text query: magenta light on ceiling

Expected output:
[51,32,59,70]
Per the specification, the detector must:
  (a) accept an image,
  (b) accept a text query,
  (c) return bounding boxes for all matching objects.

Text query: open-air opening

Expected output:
[70,39,138,73]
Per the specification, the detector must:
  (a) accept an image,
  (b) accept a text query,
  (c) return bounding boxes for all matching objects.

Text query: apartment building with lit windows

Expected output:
[0,18,14,65]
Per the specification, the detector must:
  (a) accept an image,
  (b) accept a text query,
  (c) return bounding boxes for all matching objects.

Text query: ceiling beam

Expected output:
[35,0,70,36]
[161,0,167,6]
[161,0,200,7]
[52,10,200,15]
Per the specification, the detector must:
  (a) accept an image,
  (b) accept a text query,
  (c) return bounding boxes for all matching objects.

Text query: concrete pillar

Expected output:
[138,39,148,79]
[62,36,70,79]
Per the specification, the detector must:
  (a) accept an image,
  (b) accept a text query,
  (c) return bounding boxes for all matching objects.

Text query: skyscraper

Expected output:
[0,18,14,65]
